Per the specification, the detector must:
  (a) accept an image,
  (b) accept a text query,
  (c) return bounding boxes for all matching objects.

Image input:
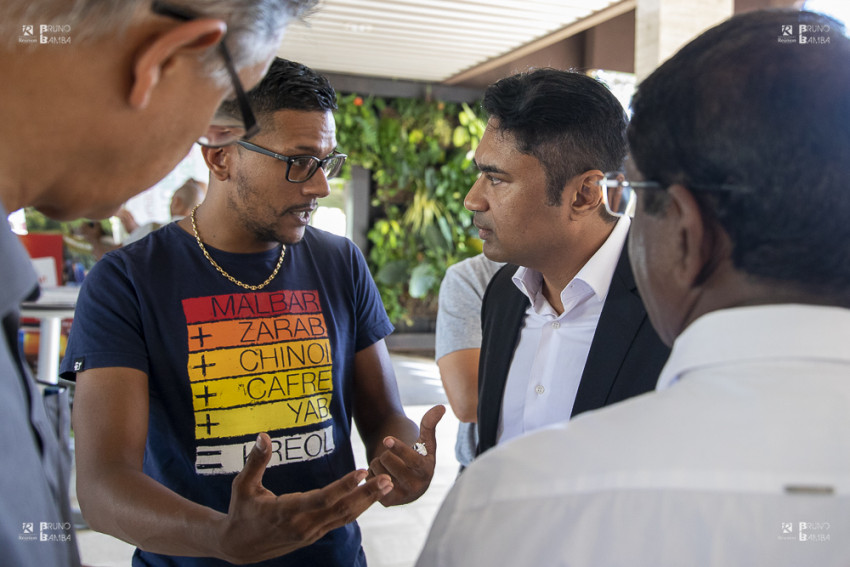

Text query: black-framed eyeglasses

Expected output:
[237,140,348,183]
[598,171,745,217]
[151,1,260,147]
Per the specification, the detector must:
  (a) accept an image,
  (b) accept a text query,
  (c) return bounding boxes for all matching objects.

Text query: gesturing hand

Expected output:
[215,433,393,564]
[368,404,446,507]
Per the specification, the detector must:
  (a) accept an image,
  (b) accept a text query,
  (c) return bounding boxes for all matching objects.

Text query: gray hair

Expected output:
[5,0,316,74]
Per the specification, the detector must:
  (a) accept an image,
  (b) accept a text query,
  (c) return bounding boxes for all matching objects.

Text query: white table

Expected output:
[21,286,79,385]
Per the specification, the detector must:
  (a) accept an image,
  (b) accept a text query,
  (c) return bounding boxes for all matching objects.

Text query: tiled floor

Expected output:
[75,353,461,567]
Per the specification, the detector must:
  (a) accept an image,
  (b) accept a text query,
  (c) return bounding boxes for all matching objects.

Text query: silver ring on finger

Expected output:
[413,442,428,456]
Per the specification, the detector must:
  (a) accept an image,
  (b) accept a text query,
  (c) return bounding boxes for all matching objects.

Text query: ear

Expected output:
[569,170,605,213]
[666,184,713,288]
[199,144,233,182]
[129,19,227,109]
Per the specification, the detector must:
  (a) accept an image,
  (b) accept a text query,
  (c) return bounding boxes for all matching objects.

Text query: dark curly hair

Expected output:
[220,57,336,128]
[629,9,850,300]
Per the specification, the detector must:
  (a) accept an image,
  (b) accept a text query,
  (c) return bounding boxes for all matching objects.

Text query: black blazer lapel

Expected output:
[571,246,646,417]
[477,264,526,454]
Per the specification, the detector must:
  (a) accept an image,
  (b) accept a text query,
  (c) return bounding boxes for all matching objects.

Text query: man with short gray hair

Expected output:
[0,2,333,566]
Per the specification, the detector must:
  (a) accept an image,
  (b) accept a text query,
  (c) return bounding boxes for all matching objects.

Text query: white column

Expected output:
[635,0,734,80]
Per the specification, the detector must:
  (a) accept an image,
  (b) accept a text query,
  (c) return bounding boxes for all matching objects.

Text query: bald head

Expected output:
[171,178,207,218]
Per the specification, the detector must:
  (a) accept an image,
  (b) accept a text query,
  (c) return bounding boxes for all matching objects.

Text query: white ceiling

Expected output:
[277,0,625,83]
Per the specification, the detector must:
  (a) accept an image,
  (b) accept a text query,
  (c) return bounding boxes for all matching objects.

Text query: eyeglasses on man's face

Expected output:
[151,1,260,148]
[598,171,748,217]
[237,140,348,183]
[597,172,660,217]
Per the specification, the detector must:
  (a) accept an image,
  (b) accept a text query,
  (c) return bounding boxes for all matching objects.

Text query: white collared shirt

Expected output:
[418,304,850,567]
[497,215,630,444]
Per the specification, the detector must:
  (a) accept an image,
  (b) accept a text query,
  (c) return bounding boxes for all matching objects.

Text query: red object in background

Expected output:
[18,232,64,284]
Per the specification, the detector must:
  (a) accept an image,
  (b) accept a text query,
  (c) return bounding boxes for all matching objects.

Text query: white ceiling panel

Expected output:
[277,0,624,82]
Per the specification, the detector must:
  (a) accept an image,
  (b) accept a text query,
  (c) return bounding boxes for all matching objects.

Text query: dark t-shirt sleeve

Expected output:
[349,242,394,352]
[60,254,149,380]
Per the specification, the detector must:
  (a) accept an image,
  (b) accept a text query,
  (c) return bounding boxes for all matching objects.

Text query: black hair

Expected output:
[221,57,336,126]
[482,68,627,207]
[629,9,850,299]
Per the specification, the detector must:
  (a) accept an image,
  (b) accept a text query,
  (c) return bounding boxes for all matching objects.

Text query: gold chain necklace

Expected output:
[190,204,285,291]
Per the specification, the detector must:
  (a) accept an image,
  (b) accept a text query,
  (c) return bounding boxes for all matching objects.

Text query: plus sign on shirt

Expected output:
[497,216,630,445]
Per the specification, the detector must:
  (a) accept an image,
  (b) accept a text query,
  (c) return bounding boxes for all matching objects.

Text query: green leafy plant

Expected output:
[335,94,486,327]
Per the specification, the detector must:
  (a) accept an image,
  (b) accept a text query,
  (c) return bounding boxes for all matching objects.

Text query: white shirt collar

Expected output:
[657,304,850,390]
[511,215,630,313]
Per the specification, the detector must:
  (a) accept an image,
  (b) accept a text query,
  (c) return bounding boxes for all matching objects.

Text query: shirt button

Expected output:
[535,385,545,395]
[552,321,561,329]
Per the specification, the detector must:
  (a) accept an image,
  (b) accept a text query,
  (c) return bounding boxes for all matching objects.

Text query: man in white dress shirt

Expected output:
[418,9,850,566]
[470,68,669,456]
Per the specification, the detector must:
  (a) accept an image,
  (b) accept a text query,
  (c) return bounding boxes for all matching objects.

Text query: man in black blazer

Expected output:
[467,69,670,456]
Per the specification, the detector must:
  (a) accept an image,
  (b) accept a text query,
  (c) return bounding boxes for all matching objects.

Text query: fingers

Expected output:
[302,470,394,534]
[375,404,446,474]
[232,433,272,495]
[221,468,394,562]
[306,468,389,505]
[417,404,446,453]
[378,438,427,478]
[367,455,393,482]
[367,406,447,506]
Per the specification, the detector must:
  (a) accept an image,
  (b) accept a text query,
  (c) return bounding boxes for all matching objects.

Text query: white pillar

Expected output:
[635,0,734,80]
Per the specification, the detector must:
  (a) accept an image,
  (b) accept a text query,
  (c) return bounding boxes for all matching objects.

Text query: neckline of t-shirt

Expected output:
[166,221,288,262]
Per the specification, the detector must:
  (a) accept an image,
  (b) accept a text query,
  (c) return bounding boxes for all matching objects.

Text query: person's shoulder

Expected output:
[448,254,502,275]
[475,378,731,493]
[120,222,183,251]
[299,227,364,263]
[99,222,187,268]
[471,253,505,276]
[302,225,352,249]
[468,390,664,493]
[482,262,519,295]
[445,254,505,289]
[294,227,368,280]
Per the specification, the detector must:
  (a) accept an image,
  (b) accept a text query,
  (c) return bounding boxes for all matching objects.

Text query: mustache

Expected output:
[281,202,317,215]
[472,212,490,230]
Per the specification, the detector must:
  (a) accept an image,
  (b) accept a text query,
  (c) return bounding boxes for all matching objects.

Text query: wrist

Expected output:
[204,510,235,562]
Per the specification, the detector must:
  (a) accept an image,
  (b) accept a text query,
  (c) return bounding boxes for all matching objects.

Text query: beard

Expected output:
[231,169,310,246]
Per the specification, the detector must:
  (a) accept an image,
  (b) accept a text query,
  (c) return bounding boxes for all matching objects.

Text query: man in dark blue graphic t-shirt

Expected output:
[62,58,444,566]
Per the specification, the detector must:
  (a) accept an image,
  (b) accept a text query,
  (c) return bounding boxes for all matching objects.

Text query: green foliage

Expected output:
[335,94,486,326]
